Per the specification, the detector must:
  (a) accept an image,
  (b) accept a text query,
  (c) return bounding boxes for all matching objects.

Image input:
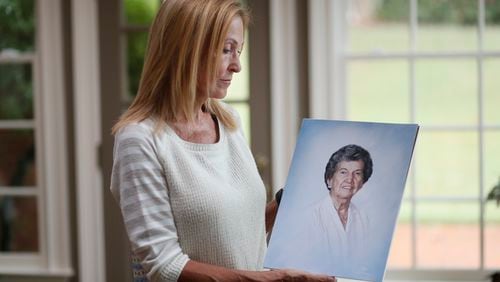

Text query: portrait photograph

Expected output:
[265,119,419,282]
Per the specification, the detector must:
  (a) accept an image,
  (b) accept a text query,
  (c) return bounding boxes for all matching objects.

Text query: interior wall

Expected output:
[247,0,273,197]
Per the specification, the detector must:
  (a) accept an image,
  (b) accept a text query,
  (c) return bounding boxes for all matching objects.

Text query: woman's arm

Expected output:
[265,188,283,233]
[111,127,189,279]
[265,199,279,233]
[178,260,336,282]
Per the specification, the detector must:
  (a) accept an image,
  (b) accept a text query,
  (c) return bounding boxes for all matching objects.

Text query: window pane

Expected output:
[402,171,414,200]
[417,0,477,52]
[484,131,500,200]
[485,202,500,268]
[347,60,409,123]
[125,32,148,101]
[484,59,500,126]
[0,64,33,120]
[416,131,478,197]
[484,129,500,269]
[0,0,35,52]
[484,1,500,51]
[0,129,36,187]
[416,202,480,268]
[347,0,409,53]
[225,32,249,101]
[124,0,159,25]
[226,102,250,144]
[0,196,39,252]
[387,201,412,268]
[415,60,477,126]
[223,32,250,144]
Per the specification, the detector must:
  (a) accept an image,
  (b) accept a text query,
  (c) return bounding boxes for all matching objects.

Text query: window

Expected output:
[122,0,159,104]
[310,0,500,278]
[0,0,71,275]
[0,0,38,256]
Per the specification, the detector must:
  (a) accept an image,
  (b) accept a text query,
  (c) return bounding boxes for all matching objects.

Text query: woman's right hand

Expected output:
[179,260,336,282]
[264,268,337,282]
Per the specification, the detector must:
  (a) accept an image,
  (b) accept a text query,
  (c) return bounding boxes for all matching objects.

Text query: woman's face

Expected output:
[328,160,365,201]
[208,16,244,100]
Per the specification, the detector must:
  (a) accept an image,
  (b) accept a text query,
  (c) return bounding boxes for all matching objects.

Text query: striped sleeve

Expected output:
[110,125,189,282]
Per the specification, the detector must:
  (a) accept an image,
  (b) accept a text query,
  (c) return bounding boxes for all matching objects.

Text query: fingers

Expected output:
[280,268,336,282]
[306,271,336,282]
[318,274,336,282]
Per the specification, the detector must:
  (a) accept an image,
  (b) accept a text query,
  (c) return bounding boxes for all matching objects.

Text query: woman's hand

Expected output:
[266,188,284,233]
[267,268,337,282]
[179,260,336,282]
[265,199,279,233]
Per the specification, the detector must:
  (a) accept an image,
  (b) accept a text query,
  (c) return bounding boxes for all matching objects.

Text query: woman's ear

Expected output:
[326,177,333,190]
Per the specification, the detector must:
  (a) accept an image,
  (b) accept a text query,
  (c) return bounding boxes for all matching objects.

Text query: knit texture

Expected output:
[110,110,267,281]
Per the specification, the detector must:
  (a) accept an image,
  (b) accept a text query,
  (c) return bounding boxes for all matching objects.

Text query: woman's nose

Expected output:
[229,54,241,73]
[346,174,354,183]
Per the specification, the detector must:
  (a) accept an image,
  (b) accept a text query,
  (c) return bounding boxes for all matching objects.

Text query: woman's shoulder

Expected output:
[114,119,157,143]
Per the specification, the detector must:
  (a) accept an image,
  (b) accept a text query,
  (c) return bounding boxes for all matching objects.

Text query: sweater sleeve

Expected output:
[110,125,189,282]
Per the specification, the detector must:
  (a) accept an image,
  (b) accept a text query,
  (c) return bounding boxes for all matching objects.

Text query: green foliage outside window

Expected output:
[0,0,34,51]
[487,177,500,206]
[378,0,500,25]
[124,0,159,98]
[0,0,34,120]
[0,64,33,119]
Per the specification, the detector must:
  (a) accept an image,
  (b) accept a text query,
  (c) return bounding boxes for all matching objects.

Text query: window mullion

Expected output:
[0,120,36,129]
[0,53,35,64]
[0,187,38,196]
[410,0,418,270]
[345,51,500,60]
[478,0,486,270]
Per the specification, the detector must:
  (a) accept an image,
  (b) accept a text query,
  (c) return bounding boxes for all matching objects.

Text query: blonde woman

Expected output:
[110,0,335,281]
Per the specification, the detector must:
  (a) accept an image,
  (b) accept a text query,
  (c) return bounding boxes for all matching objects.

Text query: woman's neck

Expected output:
[169,109,219,144]
[329,195,351,229]
[330,195,351,211]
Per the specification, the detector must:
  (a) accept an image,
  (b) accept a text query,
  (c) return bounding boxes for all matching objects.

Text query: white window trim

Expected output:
[270,0,301,189]
[0,0,72,277]
[38,0,72,274]
[71,0,105,281]
[308,0,498,281]
[308,0,347,120]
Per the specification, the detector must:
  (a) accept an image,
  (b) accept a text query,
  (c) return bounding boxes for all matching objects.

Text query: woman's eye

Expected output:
[223,48,231,54]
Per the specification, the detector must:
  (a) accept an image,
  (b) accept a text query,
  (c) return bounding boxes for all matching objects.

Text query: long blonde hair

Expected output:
[112,0,250,134]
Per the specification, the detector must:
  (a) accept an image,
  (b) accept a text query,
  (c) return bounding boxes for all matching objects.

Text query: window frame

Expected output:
[308,0,499,280]
[0,0,72,276]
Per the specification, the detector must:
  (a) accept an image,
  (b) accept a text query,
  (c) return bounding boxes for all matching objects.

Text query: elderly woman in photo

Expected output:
[320,144,373,230]
[310,144,373,275]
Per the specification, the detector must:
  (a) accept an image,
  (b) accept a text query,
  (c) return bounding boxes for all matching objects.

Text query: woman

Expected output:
[110,0,336,281]
[310,144,373,275]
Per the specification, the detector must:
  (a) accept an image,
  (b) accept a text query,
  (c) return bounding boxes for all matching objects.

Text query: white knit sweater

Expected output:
[110,113,267,281]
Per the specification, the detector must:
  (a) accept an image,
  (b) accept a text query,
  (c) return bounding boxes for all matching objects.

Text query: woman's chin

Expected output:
[209,90,228,100]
